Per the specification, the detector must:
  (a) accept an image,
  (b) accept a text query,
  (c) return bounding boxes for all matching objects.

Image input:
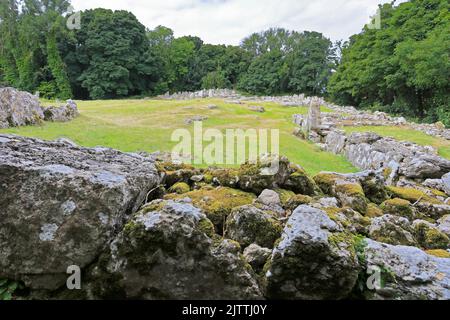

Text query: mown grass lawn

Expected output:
[343,126,450,160]
[0,98,357,175]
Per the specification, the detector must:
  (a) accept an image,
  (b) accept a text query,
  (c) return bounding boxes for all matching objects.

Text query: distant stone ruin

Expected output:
[0,87,78,129]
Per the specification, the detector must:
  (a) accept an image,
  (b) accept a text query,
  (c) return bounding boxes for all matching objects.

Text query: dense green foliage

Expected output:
[328,0,449,125]
[0,0,448,125]
[0,1,334,99]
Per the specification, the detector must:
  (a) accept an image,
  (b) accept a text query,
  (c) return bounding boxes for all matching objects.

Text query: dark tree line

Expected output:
[328,0,449,125]
[0,0,448,125]
[0,1,336,100]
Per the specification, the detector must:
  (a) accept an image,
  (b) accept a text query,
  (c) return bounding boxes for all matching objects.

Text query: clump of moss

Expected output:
[328,232,357,260]
[313,173,340,195]
[168,182,190,194]
[382,167,392,180]
[165,186,255,232]
[273,188,295,206]
[225,206,283,248]
[366,203,384,218]
[381,198,414,220]
[285,194,313,211]
[335,183,368,214]
[425,249,450,258]
[336,183,365,196]
[198,218,216,238]
[431,189,447,198]
[387,186,442,205]
[206,168,239,188]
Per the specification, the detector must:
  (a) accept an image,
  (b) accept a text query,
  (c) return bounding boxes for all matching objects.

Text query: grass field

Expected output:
[344,126,450,160]
[0,98,358,175]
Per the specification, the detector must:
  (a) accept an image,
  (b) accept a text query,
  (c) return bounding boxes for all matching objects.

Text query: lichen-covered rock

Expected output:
[283,164,318,195]
[361,239,450,300]
[165,186,255,231]
[285,194,313,211]
[414,202,450,220]
[335,183,368,214]
[313,172,369,214]
[264,205,359,299]
[42,100,78,122]
[0,134,160,290]
[225,205,282,249]
[413,220,450,250]
[156,161,200,187]
[243,244,272,273]
[368,215,417,246]
[0,87,44,128]
[380,198,414,220]
[237,156,291,194]
[257,189,281,207]
[88,200,262,299]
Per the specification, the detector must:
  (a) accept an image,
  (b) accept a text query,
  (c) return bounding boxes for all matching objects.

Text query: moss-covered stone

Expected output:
[425,249,450,258]
[335,183,368,214]
[414,222,450,250]
[366,203,384,218]
[165,186,256,232]
[313,173,340,195]
[225,205,282,249]
[156,161,199,187]
[286,194,313,211]
[168,182,190,194]
[381,198,414,220]
[198,218,216,238]
[206,168,239,188]
[283,164,318,195]
[273,188,295,206]
[387,186,442,205]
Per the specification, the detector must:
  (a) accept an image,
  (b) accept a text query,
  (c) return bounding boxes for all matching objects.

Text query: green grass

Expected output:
[344,126,450,160]
[0,98,357,175]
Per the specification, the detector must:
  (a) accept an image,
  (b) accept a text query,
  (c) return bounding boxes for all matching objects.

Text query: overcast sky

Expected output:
[70,0,406,45]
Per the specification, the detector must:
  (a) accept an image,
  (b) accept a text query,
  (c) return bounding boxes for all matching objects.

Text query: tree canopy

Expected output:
[328,0,449,125]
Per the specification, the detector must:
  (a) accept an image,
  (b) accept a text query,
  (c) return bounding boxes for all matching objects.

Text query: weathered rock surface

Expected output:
[0,87,44,128]
[362,239,450,300]
[42,100,79,122]
[225,205,282,249]
[369,215,417,246]
[264,205,359,299]
[0,134,160,289]
[243,244,272,273]
[88,199,263,299]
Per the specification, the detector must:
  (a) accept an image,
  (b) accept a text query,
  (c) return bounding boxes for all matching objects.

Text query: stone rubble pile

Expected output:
[1,135,449,300]
[0,87,78,129]
[161,89,449,140]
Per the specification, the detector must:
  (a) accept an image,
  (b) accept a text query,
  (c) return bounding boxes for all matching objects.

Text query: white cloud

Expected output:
[70,0,406,45]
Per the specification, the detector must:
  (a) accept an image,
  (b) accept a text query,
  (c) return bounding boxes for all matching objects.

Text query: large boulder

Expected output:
[362,239,450,300]
[264,205,359,299]
[0,87,44,128]
[368,215,417,246]
[225,205,282,249]
[87,199,263,299]
[42,100,79,122]
[0,134,160,290]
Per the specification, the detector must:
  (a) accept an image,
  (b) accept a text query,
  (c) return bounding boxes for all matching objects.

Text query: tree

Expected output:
[237,51,288,95]
[328,0,449,124]
[201,67,230,89]
[73,9,153,99]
